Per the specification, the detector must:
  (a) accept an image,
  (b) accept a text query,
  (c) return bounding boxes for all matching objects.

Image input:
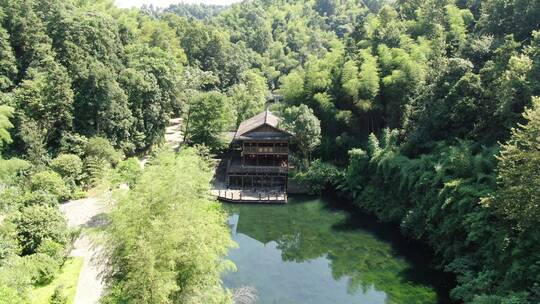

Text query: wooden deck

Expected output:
[211,189,287,204]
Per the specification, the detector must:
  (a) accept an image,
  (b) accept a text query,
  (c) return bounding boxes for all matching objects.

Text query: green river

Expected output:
[222,195,452,304]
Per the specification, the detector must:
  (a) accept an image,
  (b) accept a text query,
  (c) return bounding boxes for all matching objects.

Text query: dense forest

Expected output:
[0,0,539,303]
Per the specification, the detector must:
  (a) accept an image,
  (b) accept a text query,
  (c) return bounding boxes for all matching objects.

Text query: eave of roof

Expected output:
[233,109,289,140]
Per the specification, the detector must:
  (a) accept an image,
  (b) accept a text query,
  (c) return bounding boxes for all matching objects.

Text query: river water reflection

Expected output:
[222,195,452,304]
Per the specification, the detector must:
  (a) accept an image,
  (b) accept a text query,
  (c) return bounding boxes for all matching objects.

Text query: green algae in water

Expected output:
[222,196,450,304]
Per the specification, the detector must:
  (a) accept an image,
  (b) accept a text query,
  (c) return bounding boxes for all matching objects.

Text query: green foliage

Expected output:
[121,44,181,151]
[13,59,74,150]
[13,204,68,255]
[293,160,340,194]
[183,91,234,150]
[111,157,142,189]
[0,282,27,304]
[0,219,20,262]
[29,171,69,202]
[0,23,17,91]
[279,104,321,167]
[24,253,60,285]
[19,191,59,208]
[478,0,540,41]
[0,0,538,302]
[84,137,122,167]
[50,154,83,183]
[0,158,31,186]
[103,149,234,303]
[0,105,13,150]
[482,97,540,228]
[227,70,268,127]
[278,69,305,103]
[37,239,66,266]
[83,156,110,188]
[49,285,67,304]
[477,98,540,302]
[338,128,540,302]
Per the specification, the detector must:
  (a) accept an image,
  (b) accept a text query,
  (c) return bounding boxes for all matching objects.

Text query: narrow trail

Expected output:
[61,118,183,303]
[60,196,109,304]
[165,117,183,151]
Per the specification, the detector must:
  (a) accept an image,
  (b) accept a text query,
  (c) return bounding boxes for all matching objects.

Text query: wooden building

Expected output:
[225,110,291,200]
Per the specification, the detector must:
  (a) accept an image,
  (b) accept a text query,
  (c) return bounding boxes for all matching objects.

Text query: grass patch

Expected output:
[28,257,84,304]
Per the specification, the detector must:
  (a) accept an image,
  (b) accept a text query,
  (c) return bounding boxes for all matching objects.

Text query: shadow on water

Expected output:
[222,193,455,304]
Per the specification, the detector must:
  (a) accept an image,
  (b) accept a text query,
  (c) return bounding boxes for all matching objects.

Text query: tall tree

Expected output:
[483,97,540,228]
[104,149,234,304]
[228,70,268,127]
[74,61,133,148]
[13,57,74,150]
[0,105,13,150]
[279,104,321,167]
[0,21,17,91]
[182,91,234,150]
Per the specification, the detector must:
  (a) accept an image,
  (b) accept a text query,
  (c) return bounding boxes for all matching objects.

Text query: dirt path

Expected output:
[60,196,110,304]
[165,117,183,150]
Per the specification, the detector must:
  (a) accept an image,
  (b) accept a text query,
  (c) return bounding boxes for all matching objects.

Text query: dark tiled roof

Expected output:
[234,110,289,140]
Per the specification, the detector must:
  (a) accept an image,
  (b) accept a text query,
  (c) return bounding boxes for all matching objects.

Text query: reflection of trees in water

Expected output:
[225,198,441,304]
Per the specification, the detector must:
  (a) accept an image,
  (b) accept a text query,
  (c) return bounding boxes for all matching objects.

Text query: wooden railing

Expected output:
[215,189,287,203]
[243,146,288,154]
[227,165,288,174]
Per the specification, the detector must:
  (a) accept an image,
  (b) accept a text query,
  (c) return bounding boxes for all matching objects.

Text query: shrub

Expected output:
[29,171,70,201]
[84,137,122,167]
[0,282,26,304]
[0,187,24,212]
[14,205,68,255]
[293,160,340,194]
[0,220,20,262]
[84,156,110,187]
[50,285,68,304]
[37,239,66,265]
[50,154,83,183]
[112,158,142,188]
[24,253,60,285]
[20,191,59,207]
[0,158,31,186]
[0,255,33,299]
[59,133,88,157]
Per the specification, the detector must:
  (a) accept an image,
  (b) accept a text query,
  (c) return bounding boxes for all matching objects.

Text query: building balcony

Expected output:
[227,162,289,175]
[243,146,288,154]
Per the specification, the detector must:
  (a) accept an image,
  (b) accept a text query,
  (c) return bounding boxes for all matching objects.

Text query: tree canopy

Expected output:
[0,0,539,303]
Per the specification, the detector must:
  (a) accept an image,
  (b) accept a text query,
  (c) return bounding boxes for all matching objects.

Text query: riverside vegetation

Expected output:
[0,0,538,304]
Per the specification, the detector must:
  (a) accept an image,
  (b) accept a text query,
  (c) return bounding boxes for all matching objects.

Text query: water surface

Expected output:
[222,195,451,304]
